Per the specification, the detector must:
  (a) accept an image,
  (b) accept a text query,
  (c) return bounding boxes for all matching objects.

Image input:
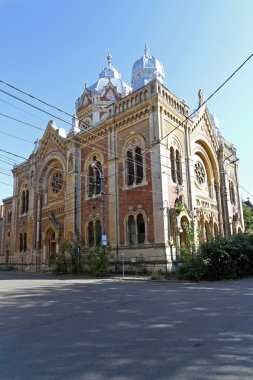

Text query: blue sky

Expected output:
[0,0,253,202]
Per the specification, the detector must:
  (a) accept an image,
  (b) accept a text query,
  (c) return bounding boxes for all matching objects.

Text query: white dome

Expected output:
[131,44,165,91]
[88,52,131,96]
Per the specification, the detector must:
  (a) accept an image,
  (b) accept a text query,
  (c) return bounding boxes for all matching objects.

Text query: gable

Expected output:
[191,107,219,152]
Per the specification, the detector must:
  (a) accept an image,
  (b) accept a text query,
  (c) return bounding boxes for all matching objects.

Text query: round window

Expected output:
[194,161,205,185]
[51,171,63,194]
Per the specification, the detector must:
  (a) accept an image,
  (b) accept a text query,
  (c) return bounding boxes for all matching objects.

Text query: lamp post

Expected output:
[91,161,106,243]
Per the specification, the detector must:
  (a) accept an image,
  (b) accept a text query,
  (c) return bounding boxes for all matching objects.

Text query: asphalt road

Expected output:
[0,272,253,380]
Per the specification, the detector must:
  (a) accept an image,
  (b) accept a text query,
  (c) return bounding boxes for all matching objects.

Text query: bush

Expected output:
[87,244,111,277]
[52,232,85,274]
[177,254,206,281]
[150,272,162,280]
[200,234,253,280]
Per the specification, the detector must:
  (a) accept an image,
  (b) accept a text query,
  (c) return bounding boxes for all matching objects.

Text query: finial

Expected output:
[144,43,149,57]
[107,50,112,68]
[198,89,205,107]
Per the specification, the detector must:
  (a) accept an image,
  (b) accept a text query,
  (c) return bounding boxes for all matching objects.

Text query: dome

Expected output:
[131,44,165,91]
[88,52,131,96]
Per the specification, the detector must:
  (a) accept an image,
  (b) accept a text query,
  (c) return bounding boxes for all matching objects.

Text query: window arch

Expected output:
[128,215,136,244]
[137,214,145,243]
[95,220,102,245]
[170,143,182,185]
[19,233,23,252]
[23,233,27,252]
[87,219,102,246]
[21,185,29,214]
[127,213,146,245]
[125,139,145,187]
[87,156,102,197]
[7,211,12,223]
[176,150,183,185]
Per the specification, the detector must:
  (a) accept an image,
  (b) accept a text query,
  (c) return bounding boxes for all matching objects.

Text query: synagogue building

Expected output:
[0,46,244,271]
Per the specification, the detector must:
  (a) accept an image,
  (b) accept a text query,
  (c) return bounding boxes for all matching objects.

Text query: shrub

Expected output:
[53,232,85,274]
[150,272,162,280]
[87,244,111,277]
[200,234,253,280]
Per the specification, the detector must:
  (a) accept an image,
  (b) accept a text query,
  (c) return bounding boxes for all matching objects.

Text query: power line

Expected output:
[149,51,253,149]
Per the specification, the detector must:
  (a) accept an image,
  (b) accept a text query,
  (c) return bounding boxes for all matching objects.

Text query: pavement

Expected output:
[0,272,253,380]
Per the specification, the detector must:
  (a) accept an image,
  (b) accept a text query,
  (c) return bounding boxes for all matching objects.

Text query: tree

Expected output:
[243,203,253,234]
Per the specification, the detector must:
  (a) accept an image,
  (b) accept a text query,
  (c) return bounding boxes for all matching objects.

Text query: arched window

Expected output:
[87,157,102,197]
[126,146,144,186]
[137,214,145,243]
[87,220,102,246]
[19,233,23,252]
[135,147,143,184]
[126,150,134,186]
[7,211,12,223]
[25,190,29,213]
[23,233,27,252]
[95,220,102,245]
[214,223,219,237]
[88,221,94,246]
[22,190,26,214]
[88,165,95,197]
[128,215,136,244]
[170,147,176,183]
[176,150,182,185]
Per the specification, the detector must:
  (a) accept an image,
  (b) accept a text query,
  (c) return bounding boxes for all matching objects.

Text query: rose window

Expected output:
[194,161,205,185]
[51,171,63,193]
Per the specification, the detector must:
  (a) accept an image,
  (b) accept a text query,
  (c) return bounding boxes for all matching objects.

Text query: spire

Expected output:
[107,50,112,68]
[144,43,149,57]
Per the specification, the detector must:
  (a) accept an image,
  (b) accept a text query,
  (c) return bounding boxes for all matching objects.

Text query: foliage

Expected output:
[175,202,186,215]
[87,244,111,277]
[53,232,85,274]
[200,234,253,280]
[178,220,206,281]
[134,254,146,275]
[180,220,200,258]
[150,271,162,280]
[243,203,253,234]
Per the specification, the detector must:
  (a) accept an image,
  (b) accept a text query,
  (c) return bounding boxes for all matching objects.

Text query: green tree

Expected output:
[243,203,253,233]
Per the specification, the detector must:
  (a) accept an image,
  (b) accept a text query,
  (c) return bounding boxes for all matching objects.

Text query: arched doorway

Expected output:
[180,216,189,247]
[47,229,57,266]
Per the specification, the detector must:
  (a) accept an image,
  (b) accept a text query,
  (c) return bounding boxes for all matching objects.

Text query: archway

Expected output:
[180,216,189,247]
[46,229,57,266]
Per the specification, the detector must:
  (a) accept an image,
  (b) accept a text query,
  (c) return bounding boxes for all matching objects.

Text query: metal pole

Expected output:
[122,252,124,278]
[101,172,105,236]
[114,155,119,274]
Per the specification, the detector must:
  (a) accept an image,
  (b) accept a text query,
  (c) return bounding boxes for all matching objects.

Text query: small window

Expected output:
[95,220,102,245]
[88,221,94,246]
[23,233,27,252]
[126,145,144,186]
[19,233,23,252]
[87,157,102,197]
[170,147,176,183]
[137,214,145,243]
[128,215,136,244]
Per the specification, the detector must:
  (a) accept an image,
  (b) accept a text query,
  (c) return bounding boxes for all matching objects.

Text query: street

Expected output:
[0,273,253,380]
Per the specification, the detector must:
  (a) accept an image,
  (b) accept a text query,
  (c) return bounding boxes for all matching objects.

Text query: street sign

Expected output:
[102,234,107,246]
